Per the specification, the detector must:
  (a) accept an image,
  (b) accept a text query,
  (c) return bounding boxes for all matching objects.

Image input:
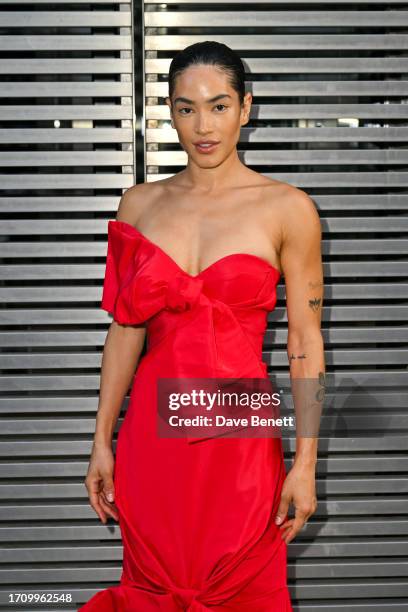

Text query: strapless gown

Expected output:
[79,219,292,611]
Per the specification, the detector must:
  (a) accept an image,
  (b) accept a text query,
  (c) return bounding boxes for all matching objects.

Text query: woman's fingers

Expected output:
[86,476,108,523]
[279,518,296,543]
[279,507,313,543]
[276,505,317,543]
[84,445,117,524]
[99,491,119,521]
[280,520,303,544]
[279,518,295,531]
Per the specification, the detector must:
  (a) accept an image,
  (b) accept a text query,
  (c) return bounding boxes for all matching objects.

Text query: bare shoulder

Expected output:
[115,181,161,225]
[264,180,320,239]
[262,179,317,215]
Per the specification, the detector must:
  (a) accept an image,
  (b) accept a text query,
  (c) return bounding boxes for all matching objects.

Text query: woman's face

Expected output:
[166,64,251,167]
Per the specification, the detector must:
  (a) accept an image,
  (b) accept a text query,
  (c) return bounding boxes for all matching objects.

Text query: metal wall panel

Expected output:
[0,0,136,610]
[142,1,408,611]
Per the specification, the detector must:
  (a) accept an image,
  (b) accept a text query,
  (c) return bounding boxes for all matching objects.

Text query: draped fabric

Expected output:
[79,220,292,611]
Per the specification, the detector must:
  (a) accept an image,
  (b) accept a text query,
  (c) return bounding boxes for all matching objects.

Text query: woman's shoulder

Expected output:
[115,181,163,227]
[260,177,318,219]
[253,177,320,251]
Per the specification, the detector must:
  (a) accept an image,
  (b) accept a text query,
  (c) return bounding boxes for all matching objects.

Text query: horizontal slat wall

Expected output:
[0,0,137,610]
[143,2,408,611]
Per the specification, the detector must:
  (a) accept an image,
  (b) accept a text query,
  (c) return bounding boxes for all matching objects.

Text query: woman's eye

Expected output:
[178,105,227,115]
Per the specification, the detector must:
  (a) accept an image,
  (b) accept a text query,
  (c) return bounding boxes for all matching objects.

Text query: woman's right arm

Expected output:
[95,321,146,446]
[85,320,146,524]
[85,185,151,522]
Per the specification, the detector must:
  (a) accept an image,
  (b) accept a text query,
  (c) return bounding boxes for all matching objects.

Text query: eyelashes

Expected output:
[178,104,229,115]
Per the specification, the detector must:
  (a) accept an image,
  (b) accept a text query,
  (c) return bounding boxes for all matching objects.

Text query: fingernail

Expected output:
[275,516,282,524]
[107,492,114,502]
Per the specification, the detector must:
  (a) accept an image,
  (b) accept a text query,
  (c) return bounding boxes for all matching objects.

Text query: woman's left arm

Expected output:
[274,187,325,544]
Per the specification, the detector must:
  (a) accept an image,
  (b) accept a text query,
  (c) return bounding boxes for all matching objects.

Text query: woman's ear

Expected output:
[165,96,174,128]
[243,91,252,125]
[240,92,252,127]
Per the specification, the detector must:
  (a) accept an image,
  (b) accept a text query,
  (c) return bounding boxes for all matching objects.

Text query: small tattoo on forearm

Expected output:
[309,297,321,312]
[316,370,326,402]
[289,353,307,361]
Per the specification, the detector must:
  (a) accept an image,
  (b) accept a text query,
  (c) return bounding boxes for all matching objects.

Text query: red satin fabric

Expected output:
[79,220,292,611]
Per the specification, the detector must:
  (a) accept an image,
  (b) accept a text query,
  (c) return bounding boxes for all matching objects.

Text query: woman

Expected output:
[80,41,323,611]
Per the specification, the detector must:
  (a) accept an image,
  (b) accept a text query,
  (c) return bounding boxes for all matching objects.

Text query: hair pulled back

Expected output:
[168,41,246,106]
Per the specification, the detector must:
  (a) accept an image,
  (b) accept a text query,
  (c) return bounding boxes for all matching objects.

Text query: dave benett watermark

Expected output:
[157,377,296,440]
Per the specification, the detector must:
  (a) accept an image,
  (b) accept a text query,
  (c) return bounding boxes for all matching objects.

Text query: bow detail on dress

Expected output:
[171,586,207,610]
[165,274,204,313]
[101,221,205,324]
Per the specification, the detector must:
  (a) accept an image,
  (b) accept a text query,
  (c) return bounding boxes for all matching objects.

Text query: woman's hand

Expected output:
[275,462,317,544]
[84,441,119,524]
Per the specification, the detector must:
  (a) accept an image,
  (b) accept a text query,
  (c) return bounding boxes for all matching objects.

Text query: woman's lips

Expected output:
[194,142,220,154]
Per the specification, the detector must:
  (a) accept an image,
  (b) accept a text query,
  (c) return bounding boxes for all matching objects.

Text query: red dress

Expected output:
[79,220,292,611]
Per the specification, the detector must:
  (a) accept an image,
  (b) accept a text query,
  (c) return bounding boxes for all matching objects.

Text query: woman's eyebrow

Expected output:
[173,93,232,105]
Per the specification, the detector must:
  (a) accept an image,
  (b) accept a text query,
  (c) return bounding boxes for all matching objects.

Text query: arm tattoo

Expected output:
[316,370,326,402]
[309,297,321,312]
[289,353,307,361]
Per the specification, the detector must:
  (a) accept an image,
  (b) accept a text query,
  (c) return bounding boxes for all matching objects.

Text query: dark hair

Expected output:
[168,41,246,106]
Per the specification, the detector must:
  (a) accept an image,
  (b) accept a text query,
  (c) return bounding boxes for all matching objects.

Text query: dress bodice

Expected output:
[101,219,281,383]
